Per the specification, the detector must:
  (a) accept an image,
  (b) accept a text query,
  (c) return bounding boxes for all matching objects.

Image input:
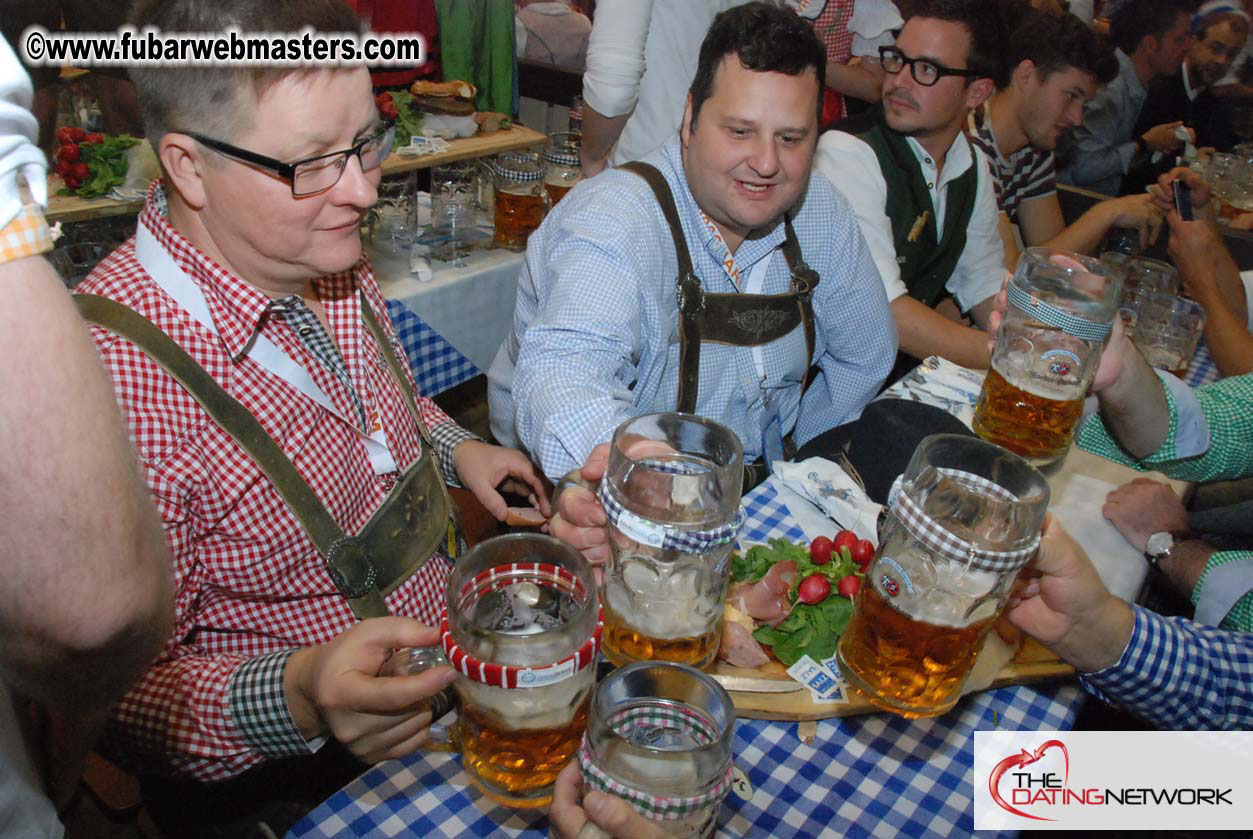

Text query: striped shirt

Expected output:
[968,101,1057,227]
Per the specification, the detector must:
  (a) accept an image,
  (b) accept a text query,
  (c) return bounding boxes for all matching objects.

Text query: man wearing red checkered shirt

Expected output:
[72,1,548,833]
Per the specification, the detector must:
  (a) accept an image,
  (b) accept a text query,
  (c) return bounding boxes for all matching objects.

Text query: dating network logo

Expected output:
[987,737,1234,821]
[989,739,1069,821]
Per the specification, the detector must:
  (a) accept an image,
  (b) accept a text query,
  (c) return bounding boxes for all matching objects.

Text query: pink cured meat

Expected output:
[728,559,796,627]
[718,619,771,668]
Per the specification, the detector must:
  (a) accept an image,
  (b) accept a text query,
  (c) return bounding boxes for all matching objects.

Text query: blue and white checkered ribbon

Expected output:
[598,461,743,554]
[1007,282,1113,342]
[888,469,1040,573]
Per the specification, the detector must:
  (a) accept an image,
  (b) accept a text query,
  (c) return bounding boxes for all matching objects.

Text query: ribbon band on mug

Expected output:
[598,465,744,554]
[440,563,602,689]
[577,703,732,821]
[888,469,1041,574]
[1007,282,1113,342]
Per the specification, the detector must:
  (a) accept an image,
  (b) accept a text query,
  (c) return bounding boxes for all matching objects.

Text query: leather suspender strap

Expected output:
[781,217,820,396]
[619,161,820,413]
[75,293,391,620]
[619,161,705,412]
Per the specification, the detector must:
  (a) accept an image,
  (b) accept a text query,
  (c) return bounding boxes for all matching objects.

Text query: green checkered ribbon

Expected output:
[577,703,732,821]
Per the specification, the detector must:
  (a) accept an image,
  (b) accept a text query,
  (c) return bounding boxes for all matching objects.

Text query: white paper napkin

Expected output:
[771,457,882,542]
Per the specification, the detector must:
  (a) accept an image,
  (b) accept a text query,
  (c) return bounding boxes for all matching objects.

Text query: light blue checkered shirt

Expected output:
[488,136,896,480]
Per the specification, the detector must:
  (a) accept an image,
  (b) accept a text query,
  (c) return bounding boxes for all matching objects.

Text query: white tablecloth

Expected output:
[369,244,525,374]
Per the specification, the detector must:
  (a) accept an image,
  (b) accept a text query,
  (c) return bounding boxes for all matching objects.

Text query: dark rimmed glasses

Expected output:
[878,46,981,86]
[186,121,396,197]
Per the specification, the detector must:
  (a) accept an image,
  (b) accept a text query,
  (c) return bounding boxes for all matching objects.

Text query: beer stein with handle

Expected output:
[579,662,735,838]
[837,434,1050,718]
[972,247,1122,464]
[439,533,601,808]
[598,413,745,670]
[491,150,550,251]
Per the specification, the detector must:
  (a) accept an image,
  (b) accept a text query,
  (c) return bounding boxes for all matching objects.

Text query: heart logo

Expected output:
[988,739,1070,821]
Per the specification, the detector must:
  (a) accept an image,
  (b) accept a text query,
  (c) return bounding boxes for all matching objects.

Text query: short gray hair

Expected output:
[128,0,365,145]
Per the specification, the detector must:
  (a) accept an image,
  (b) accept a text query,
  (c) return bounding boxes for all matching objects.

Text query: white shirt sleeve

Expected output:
[814,130,905,300]
[0,40,47,226]
[581,0,657,118]
[946,144,1005,312]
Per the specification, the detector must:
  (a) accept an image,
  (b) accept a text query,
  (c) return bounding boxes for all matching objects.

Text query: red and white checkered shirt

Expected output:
[78,185,471,782]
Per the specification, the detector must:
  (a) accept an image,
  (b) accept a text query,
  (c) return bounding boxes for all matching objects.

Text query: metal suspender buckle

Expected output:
[326,535,380,599]
[676,271,705,315]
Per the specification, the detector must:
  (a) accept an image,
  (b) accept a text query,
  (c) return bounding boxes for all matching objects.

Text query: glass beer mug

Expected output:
[440,533,601,808]
[837,434,1050,718]
[543,131,583,207]
[598,413,744,670]
[972,247,1122,464]
[579,662,735,838]
[491,150,549,251]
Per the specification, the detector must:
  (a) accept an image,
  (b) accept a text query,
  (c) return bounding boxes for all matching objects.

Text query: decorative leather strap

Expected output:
[618,161,820,414]
[76,293,391,619]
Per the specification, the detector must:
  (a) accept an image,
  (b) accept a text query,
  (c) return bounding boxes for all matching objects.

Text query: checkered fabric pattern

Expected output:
[1080,604,1253,729]
[287,480,1087,839]
[385,299,479,396]
[79,186,466,781]
[887,471,1040,573]
[0,201,52,263]
[598,478,745,554]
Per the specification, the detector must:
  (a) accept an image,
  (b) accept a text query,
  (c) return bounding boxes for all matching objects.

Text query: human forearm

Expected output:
[1192,277,1253,377]
[825,60,882,104]
[0,255,171,712]
[891,294,991,368]
[579,105,631,175]
[1044,201,1122,255]
[1093,339,1171,458]
[1082,606,1253,730]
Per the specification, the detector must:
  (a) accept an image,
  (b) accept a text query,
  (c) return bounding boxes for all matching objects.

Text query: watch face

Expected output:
[1146,531,1174,558]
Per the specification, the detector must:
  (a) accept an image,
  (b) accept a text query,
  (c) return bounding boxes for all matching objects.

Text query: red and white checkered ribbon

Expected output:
[887,469,1040,574]
[440,563,602,689]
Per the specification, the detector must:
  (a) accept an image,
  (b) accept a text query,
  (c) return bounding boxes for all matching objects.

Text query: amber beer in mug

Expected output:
[597,413,743,670]
[491,150,549,252]
[457,688,590,797]
[972,366,1085,462]
[544,181,572,206]
[973,247,1121,464]
[441,534,600,808]
[837,435,1049,717]
[839,578,997,715]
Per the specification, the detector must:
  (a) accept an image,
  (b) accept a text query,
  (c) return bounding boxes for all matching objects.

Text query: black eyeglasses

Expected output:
[878,46,981,87]
[186,121,396,197]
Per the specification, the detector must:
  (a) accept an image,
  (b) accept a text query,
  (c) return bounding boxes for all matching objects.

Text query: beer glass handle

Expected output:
[551,470,600,516]
[378,645,458,745]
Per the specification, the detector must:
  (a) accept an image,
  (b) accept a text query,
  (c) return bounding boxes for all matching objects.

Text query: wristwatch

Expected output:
[1145,530,1194,565]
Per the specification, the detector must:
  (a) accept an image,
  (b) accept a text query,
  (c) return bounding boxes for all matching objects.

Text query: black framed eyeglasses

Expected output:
[186,121,396,197]
[878,46,980,87]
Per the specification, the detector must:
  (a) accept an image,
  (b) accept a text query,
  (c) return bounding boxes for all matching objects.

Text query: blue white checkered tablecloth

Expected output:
[385,299,479,397]
[287,481,1084,839]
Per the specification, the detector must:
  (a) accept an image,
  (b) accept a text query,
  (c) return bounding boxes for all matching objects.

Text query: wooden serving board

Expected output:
[44,124,546,224]
[714,637,1074,721]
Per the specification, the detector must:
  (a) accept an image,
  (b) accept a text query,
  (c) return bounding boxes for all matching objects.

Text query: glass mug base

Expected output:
[835,582,997,719]
[455,698,590,809]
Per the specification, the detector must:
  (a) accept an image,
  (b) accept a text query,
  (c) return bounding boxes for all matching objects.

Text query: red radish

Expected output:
[810,536,835,565]
[797,573,831,605]
[837,575,862,598]
[851,539,875,567]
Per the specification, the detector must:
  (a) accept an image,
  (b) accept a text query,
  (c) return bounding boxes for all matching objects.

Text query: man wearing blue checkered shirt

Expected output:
[488,4,895,496]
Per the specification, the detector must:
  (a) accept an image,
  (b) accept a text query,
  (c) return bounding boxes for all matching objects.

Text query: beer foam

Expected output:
[995,357,1082,401]
[457,668,593,730]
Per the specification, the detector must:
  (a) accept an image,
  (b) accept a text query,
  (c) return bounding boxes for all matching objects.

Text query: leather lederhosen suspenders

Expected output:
[619,161,821,413]
[75,293,458,620]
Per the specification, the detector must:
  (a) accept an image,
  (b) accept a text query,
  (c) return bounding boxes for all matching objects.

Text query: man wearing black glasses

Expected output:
[815,0,1008,375]
[71,0,547,835]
